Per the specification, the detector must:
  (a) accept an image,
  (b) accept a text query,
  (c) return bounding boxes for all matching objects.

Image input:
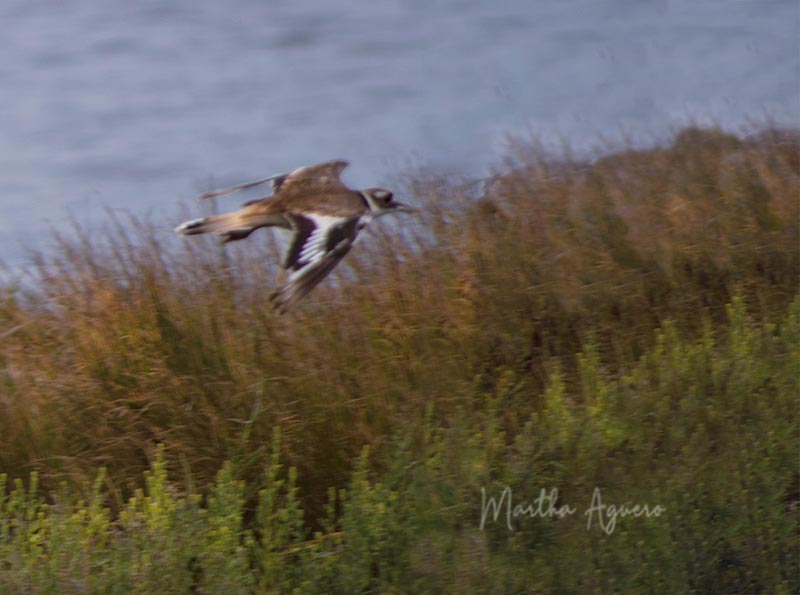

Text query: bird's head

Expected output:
[361,188,415,216]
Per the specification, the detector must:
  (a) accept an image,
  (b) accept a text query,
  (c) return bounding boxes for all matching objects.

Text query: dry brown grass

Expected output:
[0,126,797,517]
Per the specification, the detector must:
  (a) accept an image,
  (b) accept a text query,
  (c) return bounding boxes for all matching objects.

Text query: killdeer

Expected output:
[175,160,413,312]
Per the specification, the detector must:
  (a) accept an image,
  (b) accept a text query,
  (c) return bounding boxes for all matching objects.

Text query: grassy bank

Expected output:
[1,126,798,592]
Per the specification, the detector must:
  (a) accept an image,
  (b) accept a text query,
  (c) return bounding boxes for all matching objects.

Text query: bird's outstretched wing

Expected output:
[272,160,350,197]
[270,213,362,313]
[197,160,350,201]
[196,174,285,200]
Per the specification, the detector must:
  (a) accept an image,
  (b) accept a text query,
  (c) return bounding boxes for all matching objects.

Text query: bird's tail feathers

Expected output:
[174,212,257,244]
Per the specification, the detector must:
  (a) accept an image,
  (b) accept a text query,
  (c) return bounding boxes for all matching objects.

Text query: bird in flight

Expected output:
[174,160,413,312]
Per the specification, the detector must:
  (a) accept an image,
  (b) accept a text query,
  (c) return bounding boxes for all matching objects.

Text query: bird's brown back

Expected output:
[248,188,367,218]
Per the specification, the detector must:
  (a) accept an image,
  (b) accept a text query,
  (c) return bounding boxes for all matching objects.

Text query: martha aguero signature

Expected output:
[479,486,665,535]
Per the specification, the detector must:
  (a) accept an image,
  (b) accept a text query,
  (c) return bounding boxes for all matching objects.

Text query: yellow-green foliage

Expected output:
[0,297,797,592]
[0,126,798,592]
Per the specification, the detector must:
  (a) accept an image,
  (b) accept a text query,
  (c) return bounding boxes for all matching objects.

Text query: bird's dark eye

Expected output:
[373,190,392,204]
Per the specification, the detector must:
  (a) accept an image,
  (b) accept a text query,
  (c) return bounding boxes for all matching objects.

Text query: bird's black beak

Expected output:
[393,201,417,214]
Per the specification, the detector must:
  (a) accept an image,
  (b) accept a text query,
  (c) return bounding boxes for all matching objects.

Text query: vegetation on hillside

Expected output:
[0,126,798,593]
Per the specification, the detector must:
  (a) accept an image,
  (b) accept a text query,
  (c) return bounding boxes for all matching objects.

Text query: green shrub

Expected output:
[1,294,797,593]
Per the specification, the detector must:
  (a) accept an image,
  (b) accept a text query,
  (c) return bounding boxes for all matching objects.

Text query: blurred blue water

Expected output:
[0,0,797,269]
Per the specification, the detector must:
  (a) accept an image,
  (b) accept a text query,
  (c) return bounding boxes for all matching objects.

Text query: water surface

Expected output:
[1,0,797,269]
